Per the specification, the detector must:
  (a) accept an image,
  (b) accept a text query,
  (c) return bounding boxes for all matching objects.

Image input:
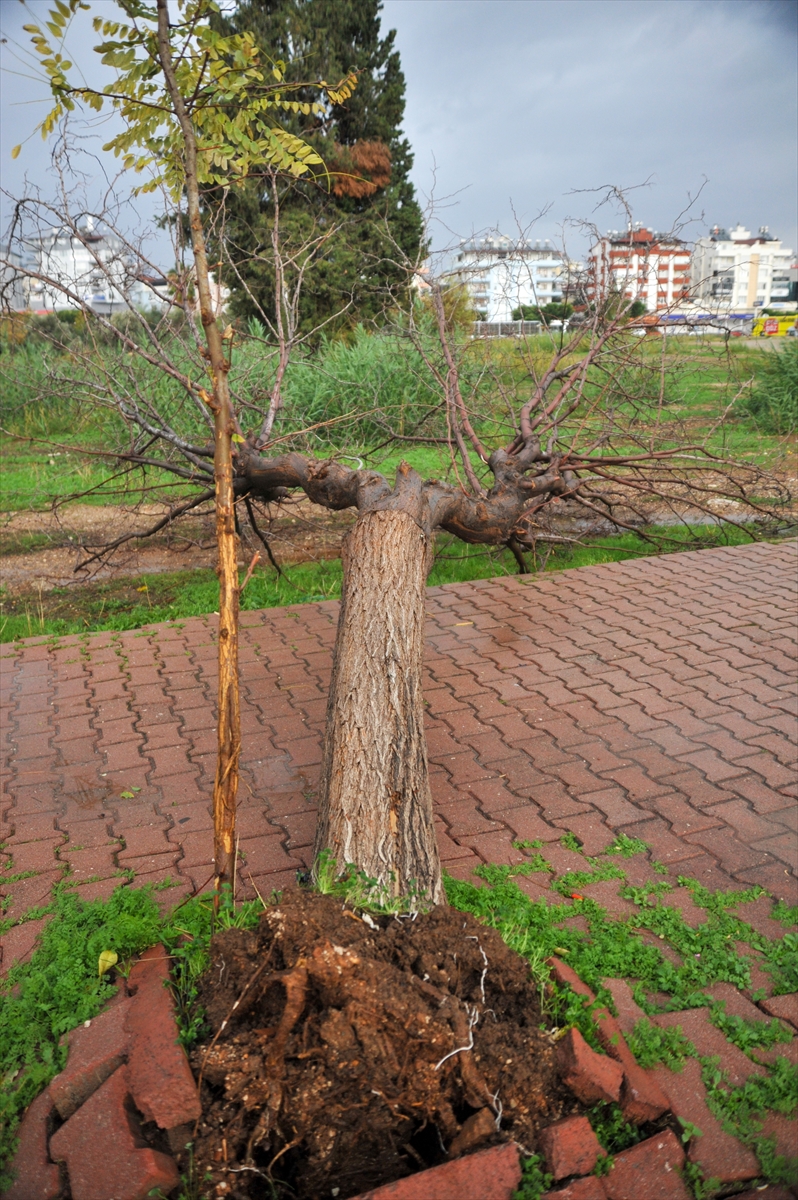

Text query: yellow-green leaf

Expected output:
[98,950,118,977]
[11,145,21,160]
[231,433,245,443]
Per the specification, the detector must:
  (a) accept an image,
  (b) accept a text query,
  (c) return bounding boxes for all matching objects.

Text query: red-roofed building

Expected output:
[587,226,691,312]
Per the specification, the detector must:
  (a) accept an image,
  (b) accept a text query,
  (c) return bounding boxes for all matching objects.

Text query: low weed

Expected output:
[605,834,649,858]
[512,1153,553,1200]
[313,848,433,914]
[709,1004,792,1056]
[626,1017,696,1071]
[586,1102,641,1155]
[3,850,796,1192]
[701,1055,798,1187]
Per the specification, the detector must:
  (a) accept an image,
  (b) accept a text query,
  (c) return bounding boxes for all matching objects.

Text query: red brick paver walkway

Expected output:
[1,540,796,970]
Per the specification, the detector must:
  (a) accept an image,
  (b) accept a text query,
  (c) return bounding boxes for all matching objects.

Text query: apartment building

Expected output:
[587,226,691,312]
[21,220,169,314]
[691,225,795,312]
[448,233,576,323]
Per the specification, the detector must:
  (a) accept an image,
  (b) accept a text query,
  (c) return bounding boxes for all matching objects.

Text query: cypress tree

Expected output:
[219,0,424,334]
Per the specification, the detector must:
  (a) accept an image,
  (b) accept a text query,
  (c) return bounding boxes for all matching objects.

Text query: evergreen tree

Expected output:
[219,0,424,334]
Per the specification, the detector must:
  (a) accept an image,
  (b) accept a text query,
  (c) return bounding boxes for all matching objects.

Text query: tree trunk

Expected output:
[156,0,240,901]
[313,508,444,904]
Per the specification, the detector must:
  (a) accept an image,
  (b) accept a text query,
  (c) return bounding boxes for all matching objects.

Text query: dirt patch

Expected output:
[0,499,355,595]
[186,889,579,1199]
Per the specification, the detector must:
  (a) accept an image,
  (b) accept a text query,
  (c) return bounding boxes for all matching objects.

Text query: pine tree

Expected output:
[219,0,424,334]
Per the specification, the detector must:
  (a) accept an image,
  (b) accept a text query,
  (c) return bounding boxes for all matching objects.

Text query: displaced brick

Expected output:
[547,957,595,1002]
[555,1027,623,1105]
[350,1141,521,1199]
[3,1087,62,1200]
[48,1066,179,1200]
[540,1115,603,1180]
[602,1129,689,1200]
[50,999,131,1119]
[602,979,646,1036]
[618,1062,670,1125]
[652,1059,759,1184]
[125,944,200,1129]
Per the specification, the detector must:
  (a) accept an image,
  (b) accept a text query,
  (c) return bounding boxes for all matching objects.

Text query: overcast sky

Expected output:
[2,0,796,264]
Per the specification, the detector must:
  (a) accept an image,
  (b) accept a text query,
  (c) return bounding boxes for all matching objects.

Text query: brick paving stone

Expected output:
[550,814,613,856]
[602,1129,689,1200]
[751,830,798,872]
[616,818,704,865]
[644,793,722,838]
[657,886,708,929]
[435,799,502,838]
[758,993,798,1030]
[66,876,128,905]
[759,1110,798,1165]
[555,1027,623,1104]
[0,916,52,973]
[125,945,200,1130]
[602,979,646,1034]
[540,1115,603,1180]
[4,812,60,843]
[50,998,132,1118]
[236,834,302,878]
[49,1065,179,1200]
[6,838,64,874]
[735,862,798,905]
[576,878,638,920]
[683,826,773,874]
[3,1086,61,1200]
[350,1141,521,1200]
[652,1009,766,1087]
[117,824,173,860]
[652,1059,759,1184]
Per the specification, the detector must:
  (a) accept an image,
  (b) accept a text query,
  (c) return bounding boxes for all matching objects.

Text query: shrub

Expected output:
[742,341,798,434]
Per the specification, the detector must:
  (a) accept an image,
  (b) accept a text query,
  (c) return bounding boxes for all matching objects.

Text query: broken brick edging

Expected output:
[6,945,794,1200]
[347,1130,694,1200]
[5,943,197,1200]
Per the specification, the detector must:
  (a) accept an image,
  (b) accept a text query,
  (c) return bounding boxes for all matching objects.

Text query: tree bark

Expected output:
[313,508,444,905]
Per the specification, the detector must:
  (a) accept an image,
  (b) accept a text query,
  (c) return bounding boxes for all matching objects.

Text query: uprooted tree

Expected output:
[5,0,792,906]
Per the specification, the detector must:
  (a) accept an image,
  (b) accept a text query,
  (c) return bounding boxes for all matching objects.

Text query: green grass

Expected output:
[0,520,778,644]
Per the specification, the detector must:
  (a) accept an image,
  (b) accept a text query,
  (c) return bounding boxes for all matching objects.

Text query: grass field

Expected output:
[1,328,795,643]
[1,332,792,513]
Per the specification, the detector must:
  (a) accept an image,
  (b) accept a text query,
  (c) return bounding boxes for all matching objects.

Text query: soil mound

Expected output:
[187,889,579,1199]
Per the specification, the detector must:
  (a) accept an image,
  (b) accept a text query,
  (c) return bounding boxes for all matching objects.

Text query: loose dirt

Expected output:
[0,499,356,595]
[185,889,580,1200]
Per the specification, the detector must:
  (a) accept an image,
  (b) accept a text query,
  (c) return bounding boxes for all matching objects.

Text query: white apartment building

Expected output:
[22,220,170,314]
[691,225,795,312]
[448,233,576,323]
[587,227,691,312]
